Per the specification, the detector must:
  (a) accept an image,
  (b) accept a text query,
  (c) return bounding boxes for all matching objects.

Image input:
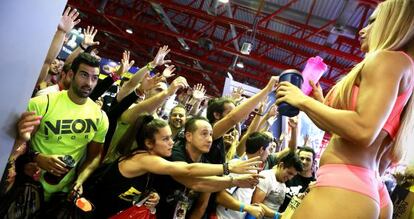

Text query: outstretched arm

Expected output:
[213,76,279,140]
[120,154,262,178]
[119,76,187,124]
[117,45,172,102]
[236,102,266,157]
[37,7,80,85]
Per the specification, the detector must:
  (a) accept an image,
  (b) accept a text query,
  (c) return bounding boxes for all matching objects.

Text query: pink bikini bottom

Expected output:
[315,164,391,208]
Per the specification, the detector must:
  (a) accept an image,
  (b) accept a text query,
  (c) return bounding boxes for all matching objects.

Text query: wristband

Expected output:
[223,162,230,175]
[146,62,155,71]
[109,72,121,82]
[239,202,245,212]
[79,44,88,51]
[274,211,280,219]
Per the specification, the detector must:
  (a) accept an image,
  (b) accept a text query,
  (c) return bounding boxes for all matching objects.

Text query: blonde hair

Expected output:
[327,0,414,163]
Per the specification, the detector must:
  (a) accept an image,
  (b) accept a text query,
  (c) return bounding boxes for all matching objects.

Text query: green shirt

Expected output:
[28,90,109,198]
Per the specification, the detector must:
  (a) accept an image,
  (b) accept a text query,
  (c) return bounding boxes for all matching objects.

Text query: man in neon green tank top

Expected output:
[22,52,109,201]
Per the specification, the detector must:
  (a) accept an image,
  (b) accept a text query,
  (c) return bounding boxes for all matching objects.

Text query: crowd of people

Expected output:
[1,0,414,218]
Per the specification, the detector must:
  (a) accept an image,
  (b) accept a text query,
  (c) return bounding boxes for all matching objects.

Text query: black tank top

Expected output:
[84,161,153,218]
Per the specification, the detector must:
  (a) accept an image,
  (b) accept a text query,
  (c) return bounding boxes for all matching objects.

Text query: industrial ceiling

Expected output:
[67,0,380,96]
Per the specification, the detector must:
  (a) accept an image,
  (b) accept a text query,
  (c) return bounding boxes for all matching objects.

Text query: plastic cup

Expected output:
[277,69,303,117]
[301,56,327,95]
[44,155,76,185]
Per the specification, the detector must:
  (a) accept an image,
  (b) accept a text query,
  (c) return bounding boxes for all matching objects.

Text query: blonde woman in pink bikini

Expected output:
[275,0,414,218]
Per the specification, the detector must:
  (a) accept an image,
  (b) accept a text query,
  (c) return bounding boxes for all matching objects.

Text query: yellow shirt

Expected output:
[28,90,109,197]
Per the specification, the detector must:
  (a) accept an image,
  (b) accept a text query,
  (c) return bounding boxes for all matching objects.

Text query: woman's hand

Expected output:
[309,80,324,102]
[275,81,310,108]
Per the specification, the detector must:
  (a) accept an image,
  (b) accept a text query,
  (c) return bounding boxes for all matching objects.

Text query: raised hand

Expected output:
[82,26,100,48]
[228,156,262,174]
[167,76,189,95]
[58,7,81,33]
[231,86,244,101]
[152,45,172,67]
[17,112,42,142]
[309,80,324,102]
[192,83,206,101]
[140,72,164,92]
[162,65,176,79]
[116,50,135,77]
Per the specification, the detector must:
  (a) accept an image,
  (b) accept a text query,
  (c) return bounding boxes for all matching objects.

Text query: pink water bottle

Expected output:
[301,56,328,95]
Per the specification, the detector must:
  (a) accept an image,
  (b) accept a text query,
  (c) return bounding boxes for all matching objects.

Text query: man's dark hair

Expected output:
[62,63,71,73]
[71,52,100,74]
[279,151,303,172]
[184,116,210,134]
[297,146,316,162]
[170,104,187,116]
[245,132,272,154]
[206,97,235,123]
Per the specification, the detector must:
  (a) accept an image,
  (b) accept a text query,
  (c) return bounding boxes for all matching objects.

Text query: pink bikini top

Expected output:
[350,52,414,139]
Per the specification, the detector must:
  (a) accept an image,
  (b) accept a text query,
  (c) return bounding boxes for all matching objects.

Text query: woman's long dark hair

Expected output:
[116,114,168,160]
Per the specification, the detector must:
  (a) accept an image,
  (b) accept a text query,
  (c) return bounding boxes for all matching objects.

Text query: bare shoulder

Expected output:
[129,153,162,164]
[364,51,412,79]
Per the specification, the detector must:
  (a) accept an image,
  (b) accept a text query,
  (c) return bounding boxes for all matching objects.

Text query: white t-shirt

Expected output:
[256,169,286,218]
[35,84,60,96]
[217,156,255,219]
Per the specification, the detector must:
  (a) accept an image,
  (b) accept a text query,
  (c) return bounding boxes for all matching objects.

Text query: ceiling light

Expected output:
[126,28,133,34]
[236,62,244,69]
[218,0,229,3]
[241,42,252,55]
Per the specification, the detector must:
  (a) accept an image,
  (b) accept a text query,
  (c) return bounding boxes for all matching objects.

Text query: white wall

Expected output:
[0,1,68,179]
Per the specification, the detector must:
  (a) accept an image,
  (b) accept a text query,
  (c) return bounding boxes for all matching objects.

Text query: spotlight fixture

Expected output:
[126,28,133,34]
[241,42,252,55]
[236,61,244,69]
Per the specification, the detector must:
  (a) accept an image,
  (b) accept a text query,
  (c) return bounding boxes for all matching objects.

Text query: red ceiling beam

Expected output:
[233,3,330,37]
[96,12,294,72]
